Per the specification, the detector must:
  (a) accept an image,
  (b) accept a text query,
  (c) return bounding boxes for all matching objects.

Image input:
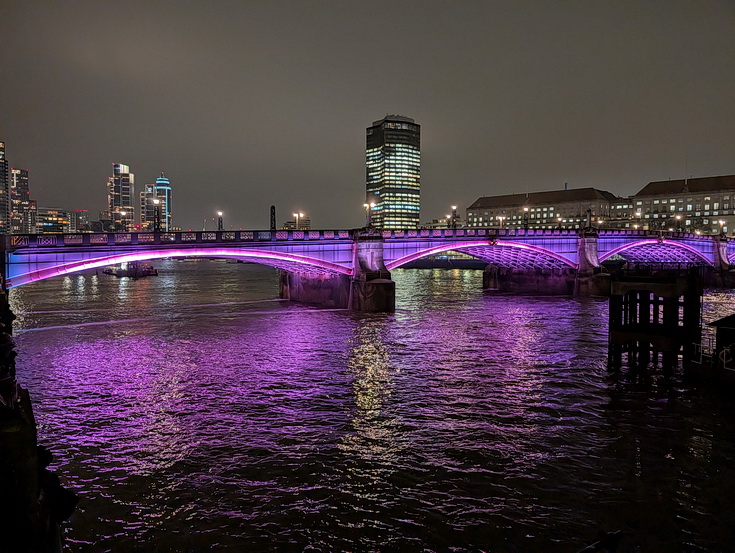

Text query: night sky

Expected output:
[1,1,733,230]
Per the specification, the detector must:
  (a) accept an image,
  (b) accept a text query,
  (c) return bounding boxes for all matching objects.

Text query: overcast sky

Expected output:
[1,1,733,230]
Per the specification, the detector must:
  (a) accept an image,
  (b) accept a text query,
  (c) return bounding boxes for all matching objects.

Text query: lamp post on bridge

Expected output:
[363,203,375,227]
[120,211,127,232]
[497,216,506,229]
[522,206,529,230]
[293,212,304,230]
[217,211,224,231]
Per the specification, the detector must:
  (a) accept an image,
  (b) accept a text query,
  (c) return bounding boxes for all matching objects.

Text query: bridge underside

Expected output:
[386,241,577,271]
[599,240,713,265]
[5,248,352,288]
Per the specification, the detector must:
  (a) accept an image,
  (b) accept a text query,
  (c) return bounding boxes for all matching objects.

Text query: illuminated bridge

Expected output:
[1,228,733,311]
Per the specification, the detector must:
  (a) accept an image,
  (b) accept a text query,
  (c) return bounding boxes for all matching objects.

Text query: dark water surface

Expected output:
[10,261,735,552]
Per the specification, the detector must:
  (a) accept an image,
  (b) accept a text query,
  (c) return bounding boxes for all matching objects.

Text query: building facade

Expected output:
[366,115,421,229]
[630,175,735,235]
[281,216,311,230]
[466,175,735,236]
[466,188,619,230]
[107,163,135,231]
[36,207,70,234]
[140,172,172,231]
[70,209,90,232]
[0,142,9,233]
[9,167,32,234]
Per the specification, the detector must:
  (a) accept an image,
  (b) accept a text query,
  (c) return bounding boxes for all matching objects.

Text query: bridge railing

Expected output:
[5,230,356,249]
[381,228,580,239]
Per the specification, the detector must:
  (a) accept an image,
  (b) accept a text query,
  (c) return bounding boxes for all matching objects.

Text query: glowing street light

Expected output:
[120,210,127,231]
[497,215,506,229]
[217,211,224,231]
[293,212,304,230]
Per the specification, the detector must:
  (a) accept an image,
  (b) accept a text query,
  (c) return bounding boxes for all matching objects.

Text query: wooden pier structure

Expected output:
[608,264,703,372]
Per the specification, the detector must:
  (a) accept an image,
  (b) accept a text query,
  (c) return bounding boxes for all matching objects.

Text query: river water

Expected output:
[10,260,735,553]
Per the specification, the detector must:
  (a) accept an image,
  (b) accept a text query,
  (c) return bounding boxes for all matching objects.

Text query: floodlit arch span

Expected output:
[6,248,352,288]
[599,239,713,265]
[385,241,577,271]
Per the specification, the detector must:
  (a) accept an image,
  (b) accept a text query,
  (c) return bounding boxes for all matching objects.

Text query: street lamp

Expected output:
[152,199,161,232]
[557,216,562,230]
[497,215,506,229]
[363,203,375,227]
[451,205,458,229]
[523,206,529,230]
[217,211,223,231]
[293,212,304,230]
[120,210,127,232]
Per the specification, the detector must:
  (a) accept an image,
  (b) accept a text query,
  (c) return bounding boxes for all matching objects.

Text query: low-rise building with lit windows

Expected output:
[37,207,70,234]
[466,175,735,236]
[631,175,735,235]
[466,188,619,230]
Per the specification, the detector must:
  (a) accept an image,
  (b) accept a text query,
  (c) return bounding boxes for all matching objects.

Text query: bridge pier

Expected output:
[279,228,395,312]
[279,272,351,308]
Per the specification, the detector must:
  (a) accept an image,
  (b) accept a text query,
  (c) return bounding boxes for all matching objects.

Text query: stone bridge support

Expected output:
[574,230,610,296]
[713,235,731,271]
[279,229,395,312]
[711,234,734,287]
[349,229,395,312]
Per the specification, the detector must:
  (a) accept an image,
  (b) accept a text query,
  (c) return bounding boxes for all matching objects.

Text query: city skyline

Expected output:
[1,2,733,230]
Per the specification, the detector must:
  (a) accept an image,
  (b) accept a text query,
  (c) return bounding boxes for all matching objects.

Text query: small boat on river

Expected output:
[102,262,158,279]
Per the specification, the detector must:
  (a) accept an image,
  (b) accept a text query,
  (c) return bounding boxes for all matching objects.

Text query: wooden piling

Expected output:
[608,264,703,372]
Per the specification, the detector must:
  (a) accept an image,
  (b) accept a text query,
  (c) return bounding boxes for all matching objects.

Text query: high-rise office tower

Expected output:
[107,163,135,231]
[140,172,172,231]
[10,167,32,234]
[0,142,9,234]
[155,172,172,231]
[366,115,421,229]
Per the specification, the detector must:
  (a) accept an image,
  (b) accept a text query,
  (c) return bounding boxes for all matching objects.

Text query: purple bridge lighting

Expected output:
[1,228,732,311]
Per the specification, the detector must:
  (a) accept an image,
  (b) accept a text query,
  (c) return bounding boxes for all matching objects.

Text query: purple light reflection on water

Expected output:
[10,261,735,552]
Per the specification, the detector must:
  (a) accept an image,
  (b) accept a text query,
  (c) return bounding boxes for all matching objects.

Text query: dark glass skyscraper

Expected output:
[366,115,421,229]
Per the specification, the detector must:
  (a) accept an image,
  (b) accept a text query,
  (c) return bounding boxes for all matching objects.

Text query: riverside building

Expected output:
[366,115,421,229]
[466,174,735,236]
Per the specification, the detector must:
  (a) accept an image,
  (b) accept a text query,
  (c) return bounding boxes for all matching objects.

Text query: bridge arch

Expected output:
[385,240,577,271]
[6,248,352,288]
[598,239,713,266]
